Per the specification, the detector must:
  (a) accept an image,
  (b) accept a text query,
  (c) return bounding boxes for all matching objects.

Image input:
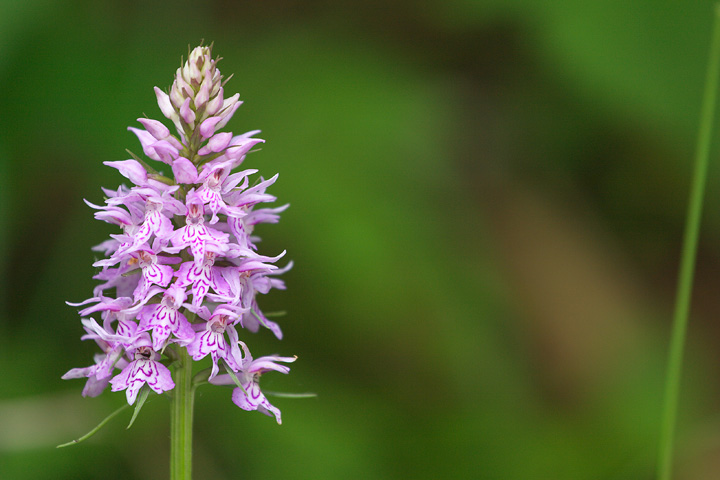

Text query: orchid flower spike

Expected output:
[64,44,296,425]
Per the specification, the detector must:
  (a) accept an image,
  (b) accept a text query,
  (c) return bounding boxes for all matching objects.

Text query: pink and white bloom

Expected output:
[187,304,245,379]
[211,348,296,424]
[110,339,175,404]
[175,250,224,307]
[131,248,181,300]
[137,284,195,350]
[169,192,229,264]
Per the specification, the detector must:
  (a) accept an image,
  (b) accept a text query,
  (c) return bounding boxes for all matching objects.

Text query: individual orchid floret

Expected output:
[110,335,175,405]
[79,318,139,365]
[128,127,180,165]
[69,298,141,343]
[121,191,181,250]
[84,199,136,229]
[228,204,289,252]
[169,191,229,264]
[175,249,225,307]
[137,284,195,350]
[211,348,296,424]
[129,248,182,301]
[207,255,287,339]
[226,173,279,211]
[62,359,112,398]
[186,304,245,379]
[211,252,285,293]
[197,165,258,224]
[224,174,282,248]
[62,312,140,398]
[62,317,133,398]
[62,352,127,398]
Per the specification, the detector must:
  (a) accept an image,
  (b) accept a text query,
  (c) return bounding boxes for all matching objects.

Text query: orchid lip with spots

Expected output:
[63,44,295,429]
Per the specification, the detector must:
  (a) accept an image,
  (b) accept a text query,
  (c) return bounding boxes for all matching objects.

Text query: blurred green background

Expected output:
[3,0,720,478]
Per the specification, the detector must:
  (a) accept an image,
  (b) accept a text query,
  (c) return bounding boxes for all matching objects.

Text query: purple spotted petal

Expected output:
[110,357,175,404]
[231,382,283,424]
[138,303,194,350]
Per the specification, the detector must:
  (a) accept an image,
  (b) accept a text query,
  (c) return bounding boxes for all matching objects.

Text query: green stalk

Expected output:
[171,347,195,480]
[657,5,720,479]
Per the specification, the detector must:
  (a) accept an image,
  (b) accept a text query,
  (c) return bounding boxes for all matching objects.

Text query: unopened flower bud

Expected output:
[195,76,212,111]
[206,86,225,117]
[155,87,178,122]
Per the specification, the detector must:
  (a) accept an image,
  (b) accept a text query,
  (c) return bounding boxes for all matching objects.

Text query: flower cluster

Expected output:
[63,45,295,424]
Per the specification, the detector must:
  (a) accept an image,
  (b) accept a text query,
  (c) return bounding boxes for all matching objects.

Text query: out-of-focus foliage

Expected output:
[3,0,720,479]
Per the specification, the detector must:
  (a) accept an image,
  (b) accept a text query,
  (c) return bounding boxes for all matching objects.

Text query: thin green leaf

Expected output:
[222,361,249,397]
[263,391,317,399]
[56,403,130,448]
[250,308,272,330]
[127,387,151,429]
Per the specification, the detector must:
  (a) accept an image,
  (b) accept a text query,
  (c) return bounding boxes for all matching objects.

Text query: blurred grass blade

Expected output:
[657,4,720,480]
[56,403,130,448]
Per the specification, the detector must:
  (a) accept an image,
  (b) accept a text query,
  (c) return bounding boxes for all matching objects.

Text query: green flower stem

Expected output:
[171,347,195,480]
[657,5,720,480]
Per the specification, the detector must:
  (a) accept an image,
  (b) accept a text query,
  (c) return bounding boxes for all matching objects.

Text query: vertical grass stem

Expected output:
[657,5,720,479]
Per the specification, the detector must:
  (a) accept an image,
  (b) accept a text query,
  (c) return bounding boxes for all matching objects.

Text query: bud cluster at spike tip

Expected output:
[63,45,295,424]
